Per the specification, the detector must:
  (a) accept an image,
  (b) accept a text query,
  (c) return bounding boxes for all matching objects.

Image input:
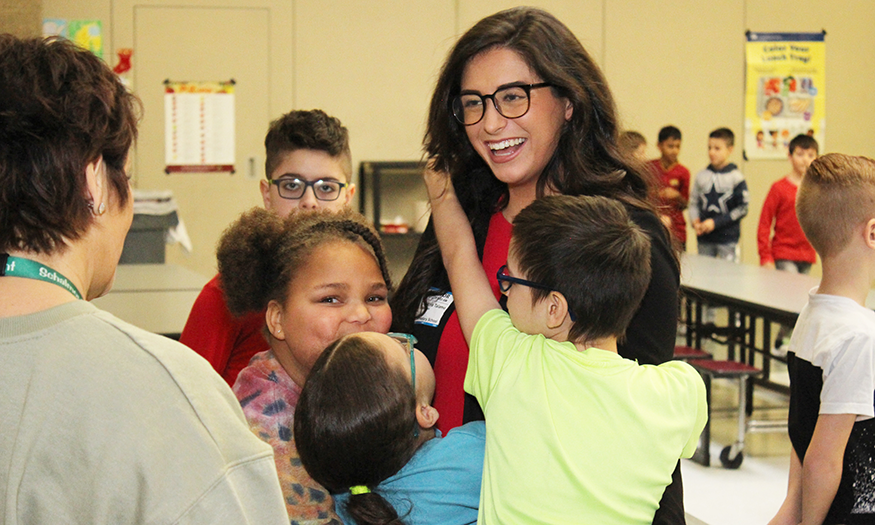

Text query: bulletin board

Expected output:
[743,32,825,160]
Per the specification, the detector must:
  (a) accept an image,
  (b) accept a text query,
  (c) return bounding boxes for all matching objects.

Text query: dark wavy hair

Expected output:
[217,207,391,316]
[512,195,651,342]
[295,334,418,525]
[0,35,140,255]
[264,109,352,180]
[392,6,662,331]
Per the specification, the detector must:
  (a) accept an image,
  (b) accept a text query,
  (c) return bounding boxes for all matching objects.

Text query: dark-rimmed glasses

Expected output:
[496,265,577,322]
[387,332,420,438]
[270,177,348,201]
[451,82,553,126]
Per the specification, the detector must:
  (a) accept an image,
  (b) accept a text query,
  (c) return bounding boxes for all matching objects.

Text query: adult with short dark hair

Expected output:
[390,8,684,523]
[0,35,287,524]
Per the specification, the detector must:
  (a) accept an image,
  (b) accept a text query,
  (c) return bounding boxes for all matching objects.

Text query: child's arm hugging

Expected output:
[423,164,501,344]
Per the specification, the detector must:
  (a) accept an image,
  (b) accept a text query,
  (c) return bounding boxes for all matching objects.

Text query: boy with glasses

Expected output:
[180,109,355,385]
[424,169,707,524]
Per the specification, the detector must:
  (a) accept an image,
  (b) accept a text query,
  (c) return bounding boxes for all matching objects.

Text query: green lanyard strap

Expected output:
[1,254,83,300]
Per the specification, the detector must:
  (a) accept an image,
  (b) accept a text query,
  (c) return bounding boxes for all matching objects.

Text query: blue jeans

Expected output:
[775,259,812,274]
[697,242,738,263]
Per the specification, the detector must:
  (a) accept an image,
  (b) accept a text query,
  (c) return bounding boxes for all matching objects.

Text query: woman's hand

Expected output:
[423,161,454,204]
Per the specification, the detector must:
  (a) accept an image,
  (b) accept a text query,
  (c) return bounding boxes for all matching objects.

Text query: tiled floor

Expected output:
[681,334,793,525]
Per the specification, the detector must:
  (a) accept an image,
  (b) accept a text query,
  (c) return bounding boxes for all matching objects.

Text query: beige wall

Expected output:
[1,0,41,37]
[39,0,875,276]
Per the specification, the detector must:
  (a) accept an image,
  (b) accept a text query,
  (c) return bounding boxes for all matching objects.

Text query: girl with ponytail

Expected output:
[294,332,484,525]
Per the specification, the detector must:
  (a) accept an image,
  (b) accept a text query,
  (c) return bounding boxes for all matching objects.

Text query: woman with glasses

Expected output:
[391,7,683,523]
[218,207,393,524]
[295,331,484,525]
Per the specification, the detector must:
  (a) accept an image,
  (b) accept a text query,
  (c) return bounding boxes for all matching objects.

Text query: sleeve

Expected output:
[678,363,709,458]
[678,167,691,210]
[687,174,701,222]
[713,176,749,230]
[464,309,525,409]
[819,332,875,419]
[179,277,236,375]
[619,207,679,365]
[757,184,780,265]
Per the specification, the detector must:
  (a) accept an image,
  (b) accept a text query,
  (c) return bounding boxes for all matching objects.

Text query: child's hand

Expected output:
[423,161,453,203]
[695,218,715,235]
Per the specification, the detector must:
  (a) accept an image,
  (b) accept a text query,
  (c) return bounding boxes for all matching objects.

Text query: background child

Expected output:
[648,125,691,251]
[757,134,819,273]
[757,134,819,354]
[218,207,393,524]
[769,154,875,525]
[689,127,749,261]
[425,168,707,525]
[180,109,356,385]
[619,130,648,161]
[295,332,485,525]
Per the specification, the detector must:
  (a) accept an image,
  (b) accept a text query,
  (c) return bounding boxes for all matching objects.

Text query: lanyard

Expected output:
[1,254,83,300]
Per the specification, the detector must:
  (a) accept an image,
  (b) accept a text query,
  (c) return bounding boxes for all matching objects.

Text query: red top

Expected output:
[179,274,268,386]
[757,176,816,266]
[648,158,690,244]
[431,211,512,433]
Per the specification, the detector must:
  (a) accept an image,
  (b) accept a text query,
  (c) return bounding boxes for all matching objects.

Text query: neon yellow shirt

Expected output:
[465,309,707,525]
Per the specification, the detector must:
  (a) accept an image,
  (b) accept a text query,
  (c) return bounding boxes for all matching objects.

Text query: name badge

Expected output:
[414,289,454,327]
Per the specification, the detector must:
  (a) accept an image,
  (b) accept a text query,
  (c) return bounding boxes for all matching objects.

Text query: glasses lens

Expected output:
[276,178,305,199]
[497,265,511,292]
[313,180,342,201]
[494,86,530,119]
[453,94,485,125]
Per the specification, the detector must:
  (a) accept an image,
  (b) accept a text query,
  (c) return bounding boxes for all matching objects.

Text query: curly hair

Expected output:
[264,109,352,180]
[295,334,418,525]
[0,35,141,255]
[392,6,664,332]
[217,207,392,316]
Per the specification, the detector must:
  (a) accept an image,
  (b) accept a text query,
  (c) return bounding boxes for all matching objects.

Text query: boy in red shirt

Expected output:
[757,134,818,354]
[757,134,819,273]
[648,126,690,251]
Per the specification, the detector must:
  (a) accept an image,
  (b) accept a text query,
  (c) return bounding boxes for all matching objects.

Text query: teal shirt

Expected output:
[466,309,707,525]
[334,421,484,525]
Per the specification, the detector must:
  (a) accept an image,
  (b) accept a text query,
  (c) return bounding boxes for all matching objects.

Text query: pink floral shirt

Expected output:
[233,350,341,525]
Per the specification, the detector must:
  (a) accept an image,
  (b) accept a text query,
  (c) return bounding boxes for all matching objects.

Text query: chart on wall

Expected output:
[164,80,236,173]
[744,32,825,160]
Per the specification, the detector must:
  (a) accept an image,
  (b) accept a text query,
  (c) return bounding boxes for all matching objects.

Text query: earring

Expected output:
[87,201,106,216]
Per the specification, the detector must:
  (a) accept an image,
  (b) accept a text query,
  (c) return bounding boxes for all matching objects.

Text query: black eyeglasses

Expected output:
[270,177,348,201]
[496,264,552,293]
[496,265,577,322]
[451,82,553,126]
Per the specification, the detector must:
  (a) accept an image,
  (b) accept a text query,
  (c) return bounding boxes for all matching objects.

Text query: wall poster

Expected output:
[164,80,235,173]
[744,32,825,160]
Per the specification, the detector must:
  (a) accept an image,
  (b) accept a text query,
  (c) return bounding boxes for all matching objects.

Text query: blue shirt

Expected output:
[334,421,485,525]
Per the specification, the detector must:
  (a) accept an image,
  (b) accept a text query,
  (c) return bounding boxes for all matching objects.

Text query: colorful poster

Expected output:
[164,80,236,173]
[744,32,825,160]
[42,18,68,38]
[67,20,103,59]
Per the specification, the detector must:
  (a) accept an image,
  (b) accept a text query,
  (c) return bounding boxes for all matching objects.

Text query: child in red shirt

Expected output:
[757,134,818,354]
[757,134,819,273]
[648,126,690,251]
